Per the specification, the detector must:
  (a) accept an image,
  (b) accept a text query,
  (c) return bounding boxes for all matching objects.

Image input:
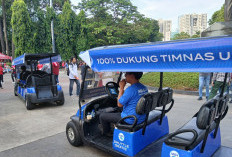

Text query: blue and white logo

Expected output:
[170,150,179,157]
[118,133,124,141]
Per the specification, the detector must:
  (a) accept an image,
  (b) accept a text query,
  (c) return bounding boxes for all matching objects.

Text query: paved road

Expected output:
[0,71,231,157]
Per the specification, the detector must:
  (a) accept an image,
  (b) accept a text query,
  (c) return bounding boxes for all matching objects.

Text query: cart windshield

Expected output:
[81,67,121,100]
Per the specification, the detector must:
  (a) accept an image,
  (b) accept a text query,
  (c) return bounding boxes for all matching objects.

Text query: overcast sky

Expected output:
[70,0,225,31]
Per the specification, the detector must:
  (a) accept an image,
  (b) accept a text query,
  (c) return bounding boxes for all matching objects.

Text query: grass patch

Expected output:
[140,72,199,91]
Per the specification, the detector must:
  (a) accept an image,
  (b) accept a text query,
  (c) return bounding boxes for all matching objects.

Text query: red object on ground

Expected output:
[37,64,43,70]
[52,62,60,75]
[0,53,12,60]
[0,66,3,75]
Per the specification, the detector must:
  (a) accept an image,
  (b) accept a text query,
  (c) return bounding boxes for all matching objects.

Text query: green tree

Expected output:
[191,31,201,38]
[78,0,161,48]
[11,0,34,56]
[78,0,142,22]
[40,0,70,12]
[2,0,9,55]
[209,5,224,25]
[57,1,78,60]
[33,8,52,53]
[76,10,89,54]
[171,32,191,40]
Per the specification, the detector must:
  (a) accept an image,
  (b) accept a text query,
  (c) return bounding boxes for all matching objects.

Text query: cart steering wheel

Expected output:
[105,82,119,99]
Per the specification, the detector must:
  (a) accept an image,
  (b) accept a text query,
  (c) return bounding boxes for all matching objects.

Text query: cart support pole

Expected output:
[79,65,88,120]
[214,73,228,138]
[117,72,122,84]
[158,72,163,91]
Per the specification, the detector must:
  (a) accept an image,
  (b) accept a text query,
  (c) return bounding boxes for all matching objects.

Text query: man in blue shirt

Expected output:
[99,72,148,136]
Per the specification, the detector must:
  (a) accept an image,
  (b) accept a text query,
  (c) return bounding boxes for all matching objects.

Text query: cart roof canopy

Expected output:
[12,53,61,66]
[79,36,232,72]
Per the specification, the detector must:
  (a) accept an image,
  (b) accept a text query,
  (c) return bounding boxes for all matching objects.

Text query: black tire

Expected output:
[57,93,65,106]
[14,85,18,96]
[25,96,35,110]
[66,121,83,146]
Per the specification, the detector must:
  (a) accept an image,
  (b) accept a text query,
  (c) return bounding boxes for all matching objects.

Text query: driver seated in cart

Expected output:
[99,72,148,136]
[17,65,29,82]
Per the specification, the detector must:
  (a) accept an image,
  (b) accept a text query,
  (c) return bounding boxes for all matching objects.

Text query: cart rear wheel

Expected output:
[14,85,18,96]
[25,96,35,110]
[66,121,83,146]
[57,92,65,106]
[56,97,65,106]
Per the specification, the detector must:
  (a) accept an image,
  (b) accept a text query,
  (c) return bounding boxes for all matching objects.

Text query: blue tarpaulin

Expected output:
[79,36,232,72]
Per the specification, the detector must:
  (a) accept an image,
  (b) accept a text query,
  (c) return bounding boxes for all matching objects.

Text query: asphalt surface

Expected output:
[0,71,232,157]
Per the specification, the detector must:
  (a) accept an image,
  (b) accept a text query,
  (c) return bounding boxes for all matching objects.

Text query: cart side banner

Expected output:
[12,54,25,65]
[80,37,232,72]
[39,55,62,64]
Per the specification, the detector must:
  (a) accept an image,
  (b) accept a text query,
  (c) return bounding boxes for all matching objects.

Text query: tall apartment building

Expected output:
[178,14,207,36]
[158,19,172,41]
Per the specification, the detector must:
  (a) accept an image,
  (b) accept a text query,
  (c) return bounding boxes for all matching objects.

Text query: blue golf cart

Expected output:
[66,35,232,157]
[13,53,65,110]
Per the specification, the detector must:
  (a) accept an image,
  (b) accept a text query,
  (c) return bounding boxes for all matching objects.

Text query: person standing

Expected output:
[198,73,211,100]
[99,72,148,136]
[62,61,65,69]
[0,64,3,89]
[209,73,231,99]
[37,61,43,70]
[52,62,60,84]
[69,57,80,96]
[65,60,69,72]
[11,65,16,83]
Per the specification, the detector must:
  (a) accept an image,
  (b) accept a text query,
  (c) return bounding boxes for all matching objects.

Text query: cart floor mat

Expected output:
[91,135,113,148]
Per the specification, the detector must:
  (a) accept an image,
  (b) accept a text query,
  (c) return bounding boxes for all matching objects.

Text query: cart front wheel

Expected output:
[66,121,83,146]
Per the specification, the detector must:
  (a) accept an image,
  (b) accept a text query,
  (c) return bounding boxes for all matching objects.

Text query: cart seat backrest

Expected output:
[196,99,217,130]
[164,94,228,151]
[21,71,31,81]
[32,74,53,86]
[136,87,173,115]
[34,70,48,76]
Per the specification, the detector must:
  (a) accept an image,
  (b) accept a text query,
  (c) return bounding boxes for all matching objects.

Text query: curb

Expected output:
[147,86,199,96]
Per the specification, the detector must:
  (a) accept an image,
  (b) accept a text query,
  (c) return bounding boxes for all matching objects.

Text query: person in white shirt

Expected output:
[69,57,80,96]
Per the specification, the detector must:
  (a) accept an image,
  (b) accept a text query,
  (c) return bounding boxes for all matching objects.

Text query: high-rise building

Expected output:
[158,19,172,41]
[178,14,207,36]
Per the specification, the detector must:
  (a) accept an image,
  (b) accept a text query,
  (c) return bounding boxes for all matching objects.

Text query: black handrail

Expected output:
[79,65,88,120]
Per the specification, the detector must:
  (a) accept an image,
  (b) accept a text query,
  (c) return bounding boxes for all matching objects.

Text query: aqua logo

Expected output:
[170,150,179,157]
[118,133,124,141]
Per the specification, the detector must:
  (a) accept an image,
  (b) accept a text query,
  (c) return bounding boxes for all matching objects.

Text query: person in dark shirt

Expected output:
[19,65,28,81]
[11,65,16,83]
[99,72,148,136]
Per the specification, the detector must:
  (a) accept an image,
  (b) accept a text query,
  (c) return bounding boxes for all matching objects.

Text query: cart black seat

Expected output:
[164,93,228,151]
[116,88,174,132]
